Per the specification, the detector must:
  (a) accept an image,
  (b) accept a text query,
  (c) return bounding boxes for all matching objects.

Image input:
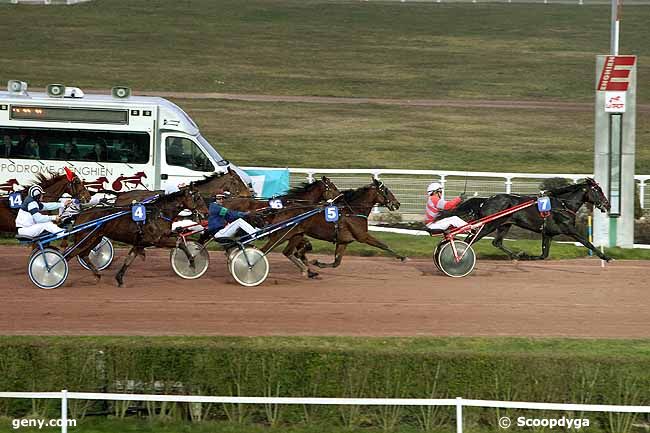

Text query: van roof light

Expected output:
[64,87,85,98]
[7,80,28,95]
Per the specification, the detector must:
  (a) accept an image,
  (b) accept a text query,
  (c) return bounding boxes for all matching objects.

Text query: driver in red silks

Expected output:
[424,182,467,232]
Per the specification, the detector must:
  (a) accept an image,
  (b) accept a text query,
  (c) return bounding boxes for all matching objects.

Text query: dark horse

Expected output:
[260,177,405,273]
[0,171,92,233]
[67,187,207,286]
[109,168,252,206]
[445,178,612,261]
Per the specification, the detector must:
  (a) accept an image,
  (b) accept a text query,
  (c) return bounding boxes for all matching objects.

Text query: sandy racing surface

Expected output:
[0,246,648,338]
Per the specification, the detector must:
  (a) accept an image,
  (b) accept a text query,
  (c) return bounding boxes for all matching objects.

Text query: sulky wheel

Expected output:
[228,247,270,287]
[28,248,69,289]
[432,240,448,272]
[170,240,210,280]
[77,237,114,271]
[225,247,239,267]
[436,240,476,278]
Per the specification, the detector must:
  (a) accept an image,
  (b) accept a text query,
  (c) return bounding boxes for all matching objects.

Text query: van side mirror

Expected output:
[217,159,229,167]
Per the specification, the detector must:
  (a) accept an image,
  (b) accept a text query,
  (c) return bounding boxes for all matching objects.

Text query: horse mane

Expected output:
[191,172,227,186]
[156,188,190,204]
[283,182,321,199]
[546,180,586,196]
[29,172,65,188]
[342,185,372,202]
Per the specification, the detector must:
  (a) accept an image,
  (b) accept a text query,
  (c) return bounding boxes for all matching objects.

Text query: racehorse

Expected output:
[445,178,612,261]
[108,168,252,206]
[213,177,341,277]
[223,176,339,213]
[0,170,92,233]
[260,177,405,274]
[67,187,207,286]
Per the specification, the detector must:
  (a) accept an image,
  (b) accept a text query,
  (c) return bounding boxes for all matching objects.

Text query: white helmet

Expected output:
[427,182,443,195]
[28,185,44,198]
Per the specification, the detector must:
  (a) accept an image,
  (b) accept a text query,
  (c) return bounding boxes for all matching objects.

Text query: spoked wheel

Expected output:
[228,247,270,287]
[170,240,210,280]
[77,237,114,271]
[436,240,476,278]
[28,248,69,289]
[432,240,448,272]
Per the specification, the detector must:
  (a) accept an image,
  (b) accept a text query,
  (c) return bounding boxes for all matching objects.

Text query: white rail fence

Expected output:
[245,167,650,217]
[2,391,650,433]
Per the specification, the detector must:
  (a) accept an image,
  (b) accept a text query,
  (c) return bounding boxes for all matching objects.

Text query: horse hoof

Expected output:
[399,256,409,262]
[308,271,319,279]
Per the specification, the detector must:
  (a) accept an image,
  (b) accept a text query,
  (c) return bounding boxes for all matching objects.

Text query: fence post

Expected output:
[306,172,314,183]
[61,389,68,433]
[505,177,512,194]
[456,397,463,433]
[639,180,646,209]
[440,175,447,199]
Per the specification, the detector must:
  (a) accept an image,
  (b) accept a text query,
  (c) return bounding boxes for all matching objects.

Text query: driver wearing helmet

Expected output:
[424,182,467,232]
[15,185,72,238]
[201,190,258,241]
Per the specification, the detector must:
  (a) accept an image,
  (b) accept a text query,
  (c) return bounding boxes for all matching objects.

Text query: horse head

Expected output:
[191,168,252,199]
[183,185,209,216]
[65,171,92,203]
[226,167,253,197]
[372,177,400,211]
[320,176,341,202]
[584,178,611,213]
[36,170,92,203]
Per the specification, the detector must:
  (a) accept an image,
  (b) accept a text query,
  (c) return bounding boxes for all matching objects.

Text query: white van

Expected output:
[0,81,251,195]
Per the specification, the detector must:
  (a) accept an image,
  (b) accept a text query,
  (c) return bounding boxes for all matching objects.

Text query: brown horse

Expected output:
[67,187,207,286]
[0,172,91,234]
[192,177,340,277]
[223,176,339,213]
[259,178,404,275]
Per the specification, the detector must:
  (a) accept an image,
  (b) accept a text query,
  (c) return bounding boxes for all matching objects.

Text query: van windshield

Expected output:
[197,135,228,166]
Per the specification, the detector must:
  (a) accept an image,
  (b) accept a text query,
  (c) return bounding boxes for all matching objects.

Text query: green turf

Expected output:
[181,99,650,173]
[2,1,649,175]
[3,335,650,361]
[1,1,648,102]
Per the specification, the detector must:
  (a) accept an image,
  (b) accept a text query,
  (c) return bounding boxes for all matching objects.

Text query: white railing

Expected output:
[243,167,650,213]
[2,390,650,433]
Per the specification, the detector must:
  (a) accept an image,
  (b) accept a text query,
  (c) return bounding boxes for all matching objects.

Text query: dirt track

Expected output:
[0,246,648,338]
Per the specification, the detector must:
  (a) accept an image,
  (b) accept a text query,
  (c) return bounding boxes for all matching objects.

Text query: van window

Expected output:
[0,127,150,164]
[165,137,214,172]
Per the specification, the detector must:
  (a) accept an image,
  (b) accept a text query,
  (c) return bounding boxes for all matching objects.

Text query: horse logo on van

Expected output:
[83,176,109,192]
[111,171,147,191]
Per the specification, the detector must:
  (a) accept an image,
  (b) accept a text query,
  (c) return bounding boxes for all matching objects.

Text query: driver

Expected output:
[201,190,259,241]
[15,185,71,238]
[424,182,467,232]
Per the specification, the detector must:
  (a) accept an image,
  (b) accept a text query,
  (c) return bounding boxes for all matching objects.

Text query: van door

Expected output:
[160,133,216,192]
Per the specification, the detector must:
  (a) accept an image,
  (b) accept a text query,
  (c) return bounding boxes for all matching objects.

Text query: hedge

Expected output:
[1,337,649,431]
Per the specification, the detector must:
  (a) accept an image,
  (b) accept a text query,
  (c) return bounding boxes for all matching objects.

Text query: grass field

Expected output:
[1,1,648,102]
[2,1,649,174]
[181,98,650,172]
